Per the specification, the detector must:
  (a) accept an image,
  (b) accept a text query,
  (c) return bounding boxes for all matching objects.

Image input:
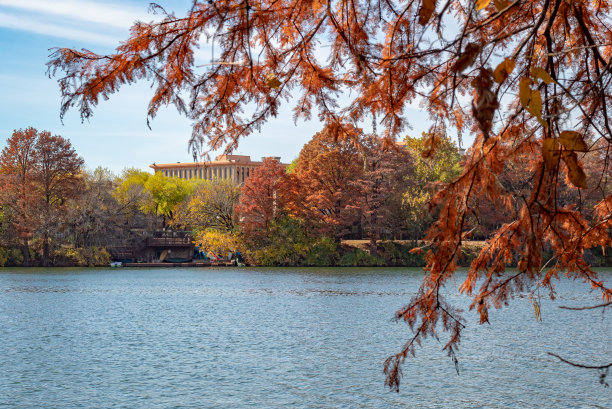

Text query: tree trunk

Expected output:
[21,237,30,266]
[369,236,378,257]
[42,231,49,267]
[42,200,50,266]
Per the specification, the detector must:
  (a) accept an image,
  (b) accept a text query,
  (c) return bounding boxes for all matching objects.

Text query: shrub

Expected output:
[0,247,24,267]
[379,241,426,267]
[339,248,384,267]
[0,248,7,267]
[245,216,311,266]
[54,247,111,267]
[304,237,338,266]
[247,242,309,266]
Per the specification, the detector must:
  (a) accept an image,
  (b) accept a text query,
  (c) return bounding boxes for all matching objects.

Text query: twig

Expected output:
[559,301,612,310]
[547,352,612,370]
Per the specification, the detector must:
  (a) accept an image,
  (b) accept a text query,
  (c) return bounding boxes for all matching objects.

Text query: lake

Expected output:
[0,267,609,408]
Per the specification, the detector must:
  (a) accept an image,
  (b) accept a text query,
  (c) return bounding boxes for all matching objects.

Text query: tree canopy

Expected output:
[115,169,196,227]
[0,128,84,265]
[47,0,612,390]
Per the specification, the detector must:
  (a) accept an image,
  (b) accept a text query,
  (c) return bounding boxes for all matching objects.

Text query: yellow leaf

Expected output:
[493,0,509,11]
[532,298,542,322]
[542,138,560,169]
[533,67,555,84]
[266,73,281,88]
[562,151,588,189]
[519,78,532,109]
[493,58,515,83]
[476,0,491,10]
[559,130,589,152]
[527,89,543,120]
[418,0,437,26]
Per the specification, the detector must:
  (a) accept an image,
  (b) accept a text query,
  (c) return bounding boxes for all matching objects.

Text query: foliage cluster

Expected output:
[0,247,23,267]
[54,246,111,267]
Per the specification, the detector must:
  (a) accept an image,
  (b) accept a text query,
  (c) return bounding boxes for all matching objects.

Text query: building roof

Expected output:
[150,154,284,170]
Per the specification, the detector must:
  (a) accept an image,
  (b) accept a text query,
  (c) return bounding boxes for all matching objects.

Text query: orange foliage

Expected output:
[283,124,363,239]
[235,157,288,241]
[47,0,612,390]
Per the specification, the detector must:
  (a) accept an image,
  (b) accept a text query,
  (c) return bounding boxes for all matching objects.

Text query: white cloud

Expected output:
[0,0,160,46]
[0,0,145,29]
[0,11,119,45]
[0,13,122,45]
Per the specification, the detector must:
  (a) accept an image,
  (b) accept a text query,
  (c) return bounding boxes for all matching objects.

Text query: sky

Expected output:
[0,0,431,174]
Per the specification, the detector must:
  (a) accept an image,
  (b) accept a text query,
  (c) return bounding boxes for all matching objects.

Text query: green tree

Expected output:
[115,170,195,227]
[402,134,462,241]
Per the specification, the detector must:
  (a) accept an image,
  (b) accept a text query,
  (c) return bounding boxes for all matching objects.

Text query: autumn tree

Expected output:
[193,228,244,258]
[235,157,288,242]
[0,128,38,265]
[0,128,84,266]
[175,177,241,232]
[284,124,363,240]
[350,135,414,255]
[32,131,84,265]
[64,168,125,250]
[48,0,612,388]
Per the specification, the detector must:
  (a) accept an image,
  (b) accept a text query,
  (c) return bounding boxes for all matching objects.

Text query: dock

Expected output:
[122,261,237,267]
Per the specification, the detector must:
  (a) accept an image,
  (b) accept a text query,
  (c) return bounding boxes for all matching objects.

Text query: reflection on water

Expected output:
[0,267,609,408]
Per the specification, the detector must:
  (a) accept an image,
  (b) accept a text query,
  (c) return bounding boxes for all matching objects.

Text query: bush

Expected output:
[304,237,338,266]
[245,216,311,266]
[54,247,111,267]
[248,242,309,266]
[457,243,485,267]
[0,248,7,267]
[339,248,384,267]
[379,241,426,267]
[54,247,84,266]
[0,247,24,267]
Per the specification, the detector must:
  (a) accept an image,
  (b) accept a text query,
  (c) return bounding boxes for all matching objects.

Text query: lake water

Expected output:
[0,267,609,408]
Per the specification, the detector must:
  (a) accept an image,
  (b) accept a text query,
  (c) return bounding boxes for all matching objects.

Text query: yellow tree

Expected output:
[193,228,243,258]
[48,0,612,388]
[115,170,195,227]
[175,177,241,231]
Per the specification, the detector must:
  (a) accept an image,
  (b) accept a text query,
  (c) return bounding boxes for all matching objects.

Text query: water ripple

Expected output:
[0,267,609,408]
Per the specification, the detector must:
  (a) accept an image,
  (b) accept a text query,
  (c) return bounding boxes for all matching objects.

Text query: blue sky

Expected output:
[0,0,430,174]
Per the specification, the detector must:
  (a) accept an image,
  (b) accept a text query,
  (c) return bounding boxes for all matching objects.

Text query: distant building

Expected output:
[150,154,285,183]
